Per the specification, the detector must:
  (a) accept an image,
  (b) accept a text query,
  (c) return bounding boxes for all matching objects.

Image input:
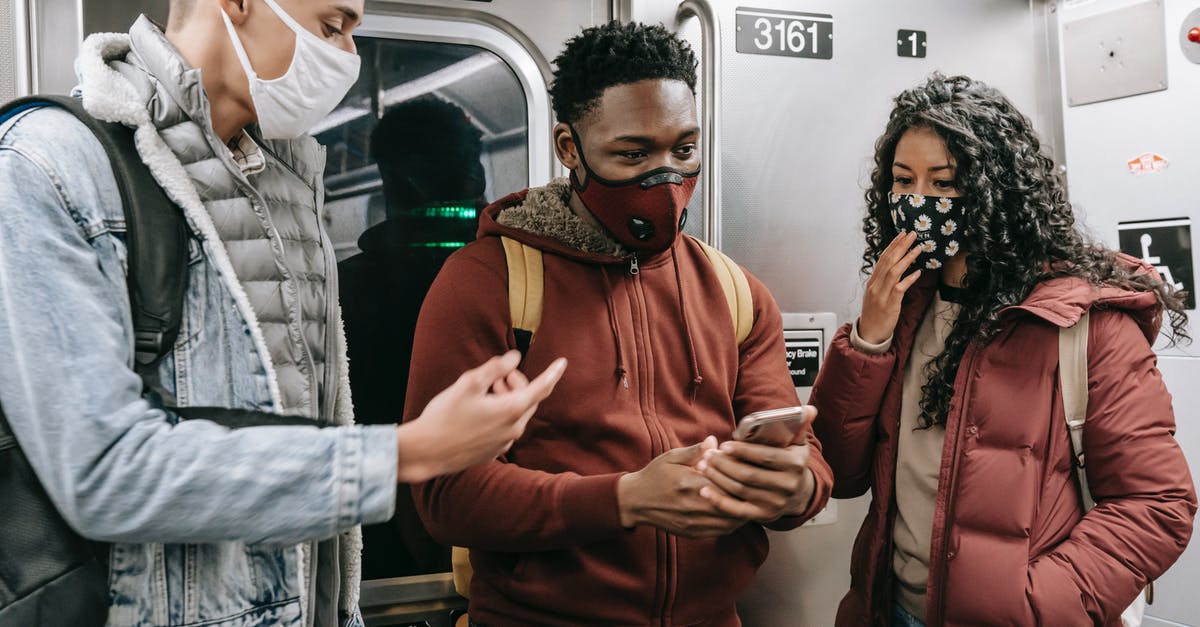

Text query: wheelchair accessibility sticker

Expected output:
[1118,218,1194,309]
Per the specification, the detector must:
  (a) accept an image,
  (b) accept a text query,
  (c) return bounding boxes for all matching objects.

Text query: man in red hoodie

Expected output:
[404,22,833,626]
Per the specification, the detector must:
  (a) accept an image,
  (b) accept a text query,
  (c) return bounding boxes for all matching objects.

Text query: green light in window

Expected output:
[412,205,478,220]
[407,242,469,249]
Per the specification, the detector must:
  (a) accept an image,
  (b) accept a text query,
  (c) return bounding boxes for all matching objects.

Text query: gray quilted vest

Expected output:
[112,23,334,418]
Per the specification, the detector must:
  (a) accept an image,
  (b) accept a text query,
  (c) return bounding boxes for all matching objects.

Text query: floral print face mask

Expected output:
[888,192,965,270]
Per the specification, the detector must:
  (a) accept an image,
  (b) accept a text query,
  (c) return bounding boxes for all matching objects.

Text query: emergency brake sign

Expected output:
[785,338,822,388]
[1117,218,1194,310]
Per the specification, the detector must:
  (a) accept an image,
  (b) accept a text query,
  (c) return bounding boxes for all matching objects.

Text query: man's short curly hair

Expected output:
[549,21,698,125]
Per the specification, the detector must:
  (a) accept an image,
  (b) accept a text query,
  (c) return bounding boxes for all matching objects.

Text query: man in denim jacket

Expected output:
[0,1,565,625]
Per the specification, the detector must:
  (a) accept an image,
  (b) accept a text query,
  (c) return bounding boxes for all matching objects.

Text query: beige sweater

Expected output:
[851,293,960,621]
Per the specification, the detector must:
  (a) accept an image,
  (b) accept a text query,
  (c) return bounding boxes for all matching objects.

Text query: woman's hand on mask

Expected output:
[858,231,924,344]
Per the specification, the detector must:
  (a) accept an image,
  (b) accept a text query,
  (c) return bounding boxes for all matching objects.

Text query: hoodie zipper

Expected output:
[621,259,676,626]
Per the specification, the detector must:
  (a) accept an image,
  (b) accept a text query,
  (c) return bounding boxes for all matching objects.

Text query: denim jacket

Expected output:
[0,22,398,627]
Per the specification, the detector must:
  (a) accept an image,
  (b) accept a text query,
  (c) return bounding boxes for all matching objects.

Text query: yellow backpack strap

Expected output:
[501,236,544,355]
[452,238,544,602]
[451,546,473,598]
[692,237,754,345]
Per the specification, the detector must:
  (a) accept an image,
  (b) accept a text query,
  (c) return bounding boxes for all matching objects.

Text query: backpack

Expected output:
[451,235,756,599]
[1059,312,1152,626]
[0,95,189,627]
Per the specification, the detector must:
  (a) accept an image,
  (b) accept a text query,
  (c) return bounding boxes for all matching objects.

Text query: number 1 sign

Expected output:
[735,7,834,60]
[898,29,928,58]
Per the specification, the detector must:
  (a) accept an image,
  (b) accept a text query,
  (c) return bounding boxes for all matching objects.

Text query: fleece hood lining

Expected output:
[495,178,630,258]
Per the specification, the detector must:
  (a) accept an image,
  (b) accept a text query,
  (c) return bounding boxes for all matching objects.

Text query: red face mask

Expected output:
[569,127,700,253]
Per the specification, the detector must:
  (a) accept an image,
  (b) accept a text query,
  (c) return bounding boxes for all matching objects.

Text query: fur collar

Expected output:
[496,178,629,257]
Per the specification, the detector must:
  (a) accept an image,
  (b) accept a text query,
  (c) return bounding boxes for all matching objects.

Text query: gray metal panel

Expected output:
[1,0,17,101]
[82,0,163,34]
[1062,0,1168,106]
[29,0,80,94]
[636,0,1051,322]
[1144,616,1195,627]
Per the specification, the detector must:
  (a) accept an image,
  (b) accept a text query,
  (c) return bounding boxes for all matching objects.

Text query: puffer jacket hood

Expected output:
[1003,252,1164,342]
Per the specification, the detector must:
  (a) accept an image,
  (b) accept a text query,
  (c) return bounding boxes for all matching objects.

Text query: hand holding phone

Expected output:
[731,406,810,447]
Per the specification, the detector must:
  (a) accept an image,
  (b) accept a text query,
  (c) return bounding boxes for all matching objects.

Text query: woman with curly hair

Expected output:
[810,74,1196,626]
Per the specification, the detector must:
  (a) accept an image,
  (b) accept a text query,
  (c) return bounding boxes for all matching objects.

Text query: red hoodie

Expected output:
[810,258,1196,626]
[404,182,833,626]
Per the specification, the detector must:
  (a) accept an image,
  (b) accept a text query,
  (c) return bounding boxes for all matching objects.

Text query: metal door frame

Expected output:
[675,0,722,247]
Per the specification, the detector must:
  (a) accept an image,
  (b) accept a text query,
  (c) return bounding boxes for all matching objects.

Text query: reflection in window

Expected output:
[317,37,529,580]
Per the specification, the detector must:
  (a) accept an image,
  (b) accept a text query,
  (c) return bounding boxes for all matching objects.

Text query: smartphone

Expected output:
[732,406,809,447]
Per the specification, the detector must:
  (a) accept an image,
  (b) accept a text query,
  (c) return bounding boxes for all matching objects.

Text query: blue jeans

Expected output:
[893,603,926,627]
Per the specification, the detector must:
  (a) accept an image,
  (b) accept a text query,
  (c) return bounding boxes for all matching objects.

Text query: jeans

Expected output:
[893,603,926,627]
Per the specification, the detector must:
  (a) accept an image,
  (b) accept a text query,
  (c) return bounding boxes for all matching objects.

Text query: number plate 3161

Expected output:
[735,7,833,60]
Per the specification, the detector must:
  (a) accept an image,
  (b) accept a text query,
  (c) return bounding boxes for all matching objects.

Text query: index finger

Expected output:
[461,351,522,393]
[877,231,917,271]
[512,357,568,405]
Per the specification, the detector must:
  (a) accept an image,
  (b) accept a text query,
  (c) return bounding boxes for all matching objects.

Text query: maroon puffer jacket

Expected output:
[811,260,1196,626]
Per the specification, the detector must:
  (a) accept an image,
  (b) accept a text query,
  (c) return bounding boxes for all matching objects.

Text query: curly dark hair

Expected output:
[549,21,697,125]
[371,96,485,211]
[863,73,1190,429]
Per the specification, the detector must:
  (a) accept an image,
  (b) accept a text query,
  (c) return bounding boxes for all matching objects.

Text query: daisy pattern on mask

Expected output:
[945,240,960,257]
[936,197,954,213]
[926,258,943,269]
[915,214,932,231]
[908,194,926,208]
[921,239,937,254]
[941,219,957,236]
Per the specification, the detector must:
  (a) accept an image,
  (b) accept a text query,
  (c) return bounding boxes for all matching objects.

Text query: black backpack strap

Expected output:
[0,96,189,366]
[171,406,332,429]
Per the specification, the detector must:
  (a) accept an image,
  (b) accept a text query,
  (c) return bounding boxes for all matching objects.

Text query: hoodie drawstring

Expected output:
[601,268,629,389]
[672,248,704,400]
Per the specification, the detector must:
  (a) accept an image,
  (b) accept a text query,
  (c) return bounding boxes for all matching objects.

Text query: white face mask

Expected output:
[221,0,361,140]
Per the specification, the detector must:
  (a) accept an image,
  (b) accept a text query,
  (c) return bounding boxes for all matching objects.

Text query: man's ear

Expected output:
[553,122,580,171]
[218,0,250,26]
